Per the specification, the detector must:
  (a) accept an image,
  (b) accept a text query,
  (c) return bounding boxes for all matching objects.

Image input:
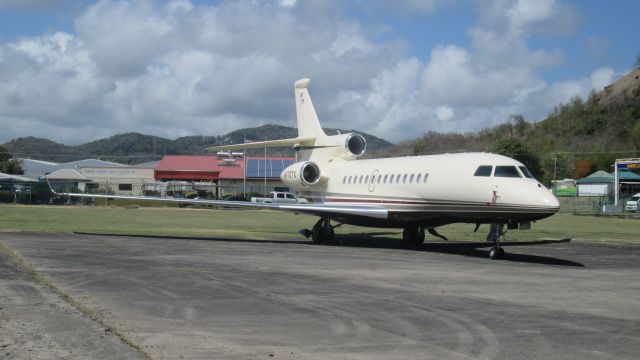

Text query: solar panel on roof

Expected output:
[246,159,295,178]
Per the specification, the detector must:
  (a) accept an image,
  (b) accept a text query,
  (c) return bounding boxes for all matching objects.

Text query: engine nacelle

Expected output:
[281,161,323,188]
[344,133,367,158]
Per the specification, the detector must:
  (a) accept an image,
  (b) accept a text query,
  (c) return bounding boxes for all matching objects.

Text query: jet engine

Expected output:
[281,161,323,188]
[344,133,367,158]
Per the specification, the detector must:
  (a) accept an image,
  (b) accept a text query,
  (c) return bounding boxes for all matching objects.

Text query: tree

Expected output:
[632,120,640,152]
[0,145,10,163]
[489,137,543,179]
[575,160,596,179]
[0,145,24,175]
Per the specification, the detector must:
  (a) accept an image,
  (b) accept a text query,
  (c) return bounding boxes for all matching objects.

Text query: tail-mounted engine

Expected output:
[344,133,366,158]
[281,161,324,189]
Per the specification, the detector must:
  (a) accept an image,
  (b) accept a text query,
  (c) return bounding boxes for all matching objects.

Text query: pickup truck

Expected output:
[251,191,308,204]
[625,193,640,212]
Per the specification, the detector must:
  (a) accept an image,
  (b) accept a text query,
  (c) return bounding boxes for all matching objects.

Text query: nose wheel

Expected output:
[487,223,506,260]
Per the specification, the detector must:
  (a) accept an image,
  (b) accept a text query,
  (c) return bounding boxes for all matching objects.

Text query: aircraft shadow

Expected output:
[332,234,582,267]
[75,231,582,267]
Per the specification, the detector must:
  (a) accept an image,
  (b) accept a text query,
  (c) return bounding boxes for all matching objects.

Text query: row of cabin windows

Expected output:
[474,165,534,179]
[342,172,429,186]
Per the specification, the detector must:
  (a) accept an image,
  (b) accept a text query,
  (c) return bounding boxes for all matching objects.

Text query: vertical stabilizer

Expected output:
[295,79,326,139]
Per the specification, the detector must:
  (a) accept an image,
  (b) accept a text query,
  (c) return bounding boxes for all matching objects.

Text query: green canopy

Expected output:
[577,170,640,184]
[620,170,640,181]
[576,170,613,184]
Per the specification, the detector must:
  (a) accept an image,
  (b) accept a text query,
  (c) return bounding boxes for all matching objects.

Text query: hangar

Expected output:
[9,154,295,202]
[153,154,295,198]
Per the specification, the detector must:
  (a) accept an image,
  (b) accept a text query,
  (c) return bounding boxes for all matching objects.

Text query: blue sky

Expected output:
[0,0,638,144]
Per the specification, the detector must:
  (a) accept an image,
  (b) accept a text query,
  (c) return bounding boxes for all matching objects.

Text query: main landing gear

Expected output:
[300,217,335,243]
[400,226,448,247]
[487,223,506,260]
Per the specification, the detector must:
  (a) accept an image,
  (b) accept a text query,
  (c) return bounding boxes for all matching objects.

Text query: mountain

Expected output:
[387,68,640,182]
[3,125,393,164]
[5,68,639,177]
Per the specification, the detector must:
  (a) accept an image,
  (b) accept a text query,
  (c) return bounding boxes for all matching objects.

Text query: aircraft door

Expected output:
[369,170,379,192]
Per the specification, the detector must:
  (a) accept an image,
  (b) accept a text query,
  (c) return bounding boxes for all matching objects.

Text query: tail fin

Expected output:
[295,79,326,139]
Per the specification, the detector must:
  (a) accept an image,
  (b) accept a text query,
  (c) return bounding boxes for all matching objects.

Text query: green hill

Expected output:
[3,125,392,164]
[5,69,639,181]
[390,68,640,182]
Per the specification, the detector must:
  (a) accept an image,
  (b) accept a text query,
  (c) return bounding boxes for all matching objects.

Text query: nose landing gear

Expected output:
[487,223,506,260]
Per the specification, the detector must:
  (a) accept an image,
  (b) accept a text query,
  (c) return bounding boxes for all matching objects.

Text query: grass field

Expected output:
[1,204,639,243]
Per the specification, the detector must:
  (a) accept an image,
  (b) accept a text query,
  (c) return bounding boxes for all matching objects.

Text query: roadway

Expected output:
[1,232,639,359]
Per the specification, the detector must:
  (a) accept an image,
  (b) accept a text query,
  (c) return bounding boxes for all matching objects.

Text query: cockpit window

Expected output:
[518,166,535,179]
[474,165,493,177]
[495,166,522,178]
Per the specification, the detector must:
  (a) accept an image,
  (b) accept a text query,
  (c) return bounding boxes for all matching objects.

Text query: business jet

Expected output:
[49,78,560,259]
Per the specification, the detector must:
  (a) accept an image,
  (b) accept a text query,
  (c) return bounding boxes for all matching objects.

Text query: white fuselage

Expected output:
[290,152,559,227]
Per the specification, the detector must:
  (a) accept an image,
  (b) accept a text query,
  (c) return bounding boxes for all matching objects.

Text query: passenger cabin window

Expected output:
[424,173,429,183]
[343,176,346,184]
[474,166,493,177]
[416,174,422,183]
[519,166,535,179]
[494,166,522,178]
[383,174,388,184]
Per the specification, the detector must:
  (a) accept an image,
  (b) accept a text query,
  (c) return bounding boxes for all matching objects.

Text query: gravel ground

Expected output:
[1,231,639,359]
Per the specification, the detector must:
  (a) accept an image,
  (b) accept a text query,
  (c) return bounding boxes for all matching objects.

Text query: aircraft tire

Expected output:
[402,226,422,247]
[489,247,505,260]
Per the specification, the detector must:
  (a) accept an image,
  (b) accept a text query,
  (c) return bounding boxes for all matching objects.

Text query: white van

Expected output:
[625,193,640,212]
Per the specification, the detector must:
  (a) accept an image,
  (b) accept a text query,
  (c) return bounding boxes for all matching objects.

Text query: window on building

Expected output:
[474,165,493,177]
[119,184,132,191]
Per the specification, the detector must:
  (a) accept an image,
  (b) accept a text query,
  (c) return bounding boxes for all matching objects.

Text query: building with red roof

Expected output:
[154,155,244,181]
[153,154,296,198]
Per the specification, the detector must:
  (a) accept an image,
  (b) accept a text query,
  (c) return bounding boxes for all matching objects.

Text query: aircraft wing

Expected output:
[50,190,388,219]
[206,137,316,152]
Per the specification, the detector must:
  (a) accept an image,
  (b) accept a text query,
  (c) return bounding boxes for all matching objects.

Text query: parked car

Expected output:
[251,191,308,204]
[625,193,640,212]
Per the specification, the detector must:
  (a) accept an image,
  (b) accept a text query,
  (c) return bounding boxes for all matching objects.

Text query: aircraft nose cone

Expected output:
[542,191,560,212]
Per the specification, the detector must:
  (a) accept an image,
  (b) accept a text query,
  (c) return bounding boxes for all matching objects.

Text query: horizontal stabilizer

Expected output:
[206,137,316,152]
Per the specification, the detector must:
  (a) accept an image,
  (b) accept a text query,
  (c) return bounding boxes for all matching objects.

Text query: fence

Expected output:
[0,180,284,206]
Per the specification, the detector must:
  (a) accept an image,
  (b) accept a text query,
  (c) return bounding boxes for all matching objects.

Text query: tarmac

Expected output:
[1,231,639,359]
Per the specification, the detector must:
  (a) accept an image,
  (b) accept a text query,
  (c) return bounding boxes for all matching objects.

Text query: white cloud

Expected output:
[386,0,455,14]
[0,0,623,146]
